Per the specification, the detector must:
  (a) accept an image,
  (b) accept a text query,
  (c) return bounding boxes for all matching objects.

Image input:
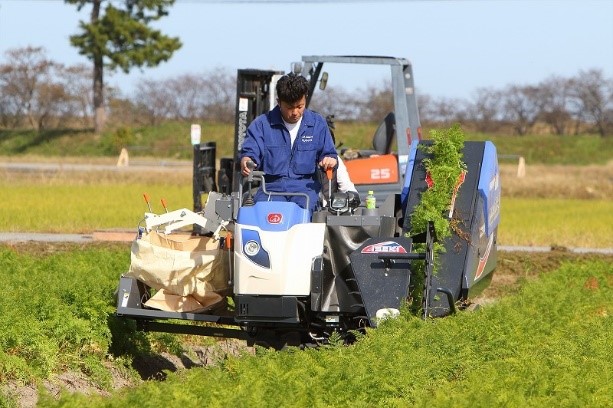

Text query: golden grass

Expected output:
[499,198,613,248]
[1,162,612,248]
[500,162,613,199]
[3,183,193,233]
[2,169,193,233]
[497,161,613,247]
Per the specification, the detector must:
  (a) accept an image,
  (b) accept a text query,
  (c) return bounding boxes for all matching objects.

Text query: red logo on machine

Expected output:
[361,241,407,254]
[267,213,283,224]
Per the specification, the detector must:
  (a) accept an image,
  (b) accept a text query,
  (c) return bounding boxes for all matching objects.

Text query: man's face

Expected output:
[278,96,306,124]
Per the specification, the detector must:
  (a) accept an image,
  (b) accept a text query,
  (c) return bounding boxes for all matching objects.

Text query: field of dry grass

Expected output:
[1,160,612,247]
[500,162,613,199]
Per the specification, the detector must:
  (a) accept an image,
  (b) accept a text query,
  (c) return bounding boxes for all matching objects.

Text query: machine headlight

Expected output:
[241,229,270,268]
[244,240,260,256]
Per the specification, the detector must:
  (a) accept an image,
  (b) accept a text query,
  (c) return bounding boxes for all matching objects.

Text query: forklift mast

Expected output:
[229,69,283,193]
[301,56,421,157]
[193,69,282,214]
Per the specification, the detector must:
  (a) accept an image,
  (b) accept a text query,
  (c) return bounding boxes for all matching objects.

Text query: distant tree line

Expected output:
[1,46,611,137]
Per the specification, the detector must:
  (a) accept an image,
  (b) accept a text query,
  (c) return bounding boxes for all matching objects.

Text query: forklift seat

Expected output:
[342,112,396,159]
[372,112,396,155]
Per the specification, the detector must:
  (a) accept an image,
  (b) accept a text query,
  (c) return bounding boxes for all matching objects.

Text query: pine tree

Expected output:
[65,0,182,132]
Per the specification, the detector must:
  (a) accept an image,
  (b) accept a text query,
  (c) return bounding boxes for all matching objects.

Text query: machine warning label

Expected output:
[361,241,407,254]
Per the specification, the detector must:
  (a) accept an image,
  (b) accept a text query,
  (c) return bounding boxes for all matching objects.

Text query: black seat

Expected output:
[371,112,396,155]
[342,112,396,159]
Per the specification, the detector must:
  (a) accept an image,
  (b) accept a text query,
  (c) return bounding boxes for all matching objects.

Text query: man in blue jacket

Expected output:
[239,73,338,216]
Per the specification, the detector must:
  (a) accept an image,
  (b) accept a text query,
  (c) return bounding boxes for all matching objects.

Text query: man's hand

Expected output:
[319,156,337,171]
[241,157,256,176]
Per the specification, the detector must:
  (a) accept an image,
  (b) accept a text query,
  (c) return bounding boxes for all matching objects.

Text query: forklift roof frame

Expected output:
[299,55,422,174]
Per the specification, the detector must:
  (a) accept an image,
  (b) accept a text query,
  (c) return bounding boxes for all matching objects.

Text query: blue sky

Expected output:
[0,0,611,99]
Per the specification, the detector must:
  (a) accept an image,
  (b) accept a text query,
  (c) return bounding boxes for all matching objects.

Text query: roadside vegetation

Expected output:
[2,46,611,138]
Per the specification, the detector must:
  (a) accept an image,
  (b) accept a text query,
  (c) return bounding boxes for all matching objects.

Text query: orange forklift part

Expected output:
[344,154,399,184]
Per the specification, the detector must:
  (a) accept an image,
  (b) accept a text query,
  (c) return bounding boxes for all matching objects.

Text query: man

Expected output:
[240,73,337,216]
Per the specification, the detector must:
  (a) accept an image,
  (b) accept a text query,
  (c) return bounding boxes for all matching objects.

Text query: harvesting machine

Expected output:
[116,56,501,348]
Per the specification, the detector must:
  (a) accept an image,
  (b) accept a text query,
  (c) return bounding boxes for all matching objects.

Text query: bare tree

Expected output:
[465,87,503,132]
[502,85,542,135]
[200,68,235,122]
[0,46,67,130]
[0,46,49,129]
[356,80,394,122]
[128,68,235,124]
[538,75,573,135]
[58,64,94,128]
[133,78,176,125]
[34,81,73,129]
[165,74,207,121]
[309,86,361,121]
[415,93,433,123]
[421,95,467,125]
[0,85,21,128]
[571,69,613,137]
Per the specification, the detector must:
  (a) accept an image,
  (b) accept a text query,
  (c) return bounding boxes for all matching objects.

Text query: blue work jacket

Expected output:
[239,106,337,213]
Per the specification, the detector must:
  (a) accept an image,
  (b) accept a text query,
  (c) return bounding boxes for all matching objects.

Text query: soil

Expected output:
[2,246,611,407]
[3,340,255,407]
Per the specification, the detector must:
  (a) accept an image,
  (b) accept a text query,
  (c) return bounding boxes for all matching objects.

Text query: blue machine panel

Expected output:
[241,229,270,268]
[237,201,309,231]
[477,141,501,237]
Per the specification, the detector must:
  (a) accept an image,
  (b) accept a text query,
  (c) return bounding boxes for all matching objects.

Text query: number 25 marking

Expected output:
[371,168,391,179]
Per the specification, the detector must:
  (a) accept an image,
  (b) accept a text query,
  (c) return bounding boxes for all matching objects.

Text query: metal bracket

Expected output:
[144,208,210,235]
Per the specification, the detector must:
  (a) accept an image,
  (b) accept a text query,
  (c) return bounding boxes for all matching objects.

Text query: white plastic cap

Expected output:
[375,308,400,321]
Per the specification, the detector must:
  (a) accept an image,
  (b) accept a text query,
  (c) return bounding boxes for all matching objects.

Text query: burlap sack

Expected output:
[143,289,223,313]
[125,231,229,310]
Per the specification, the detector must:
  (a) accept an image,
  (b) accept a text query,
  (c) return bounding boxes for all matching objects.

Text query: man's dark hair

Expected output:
[276,73,309,103]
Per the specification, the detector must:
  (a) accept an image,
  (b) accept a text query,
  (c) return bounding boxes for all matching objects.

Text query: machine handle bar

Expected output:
[242,163,310,210]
